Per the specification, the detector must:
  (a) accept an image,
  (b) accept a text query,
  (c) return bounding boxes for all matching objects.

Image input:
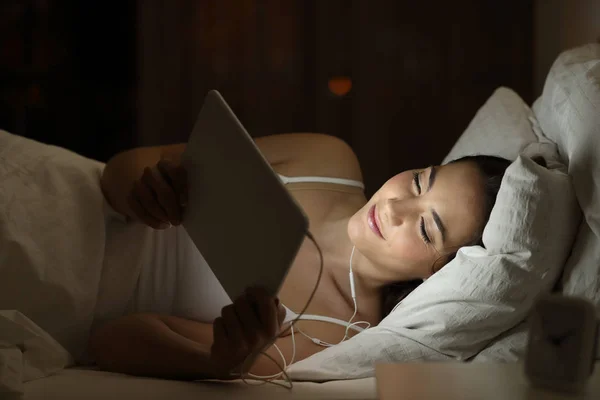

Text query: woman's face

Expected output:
[348,161,486,283]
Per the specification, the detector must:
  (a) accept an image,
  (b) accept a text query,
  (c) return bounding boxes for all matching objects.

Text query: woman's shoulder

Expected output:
[255,133,363,183]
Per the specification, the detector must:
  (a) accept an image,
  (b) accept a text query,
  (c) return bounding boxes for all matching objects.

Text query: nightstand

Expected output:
[376,362,600,400]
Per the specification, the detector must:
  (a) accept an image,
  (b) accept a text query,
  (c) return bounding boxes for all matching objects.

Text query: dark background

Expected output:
[0,0,532,194]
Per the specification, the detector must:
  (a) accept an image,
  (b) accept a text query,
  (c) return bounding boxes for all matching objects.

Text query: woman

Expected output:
[91,133,511,380]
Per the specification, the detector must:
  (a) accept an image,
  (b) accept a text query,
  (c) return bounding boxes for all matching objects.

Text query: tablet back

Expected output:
[181,90,309,302]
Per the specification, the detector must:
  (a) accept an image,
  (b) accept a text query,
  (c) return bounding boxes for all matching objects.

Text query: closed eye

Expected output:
[412,172,421,194]
[420,217,431,244]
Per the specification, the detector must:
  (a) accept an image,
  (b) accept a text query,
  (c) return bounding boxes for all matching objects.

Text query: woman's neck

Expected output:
[318,215,385,323]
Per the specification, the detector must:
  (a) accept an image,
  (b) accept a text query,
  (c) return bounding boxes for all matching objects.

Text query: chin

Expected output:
[347,211,365,244]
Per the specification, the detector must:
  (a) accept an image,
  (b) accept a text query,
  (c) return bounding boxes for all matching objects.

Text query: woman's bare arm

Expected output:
[100,144,185,220]
[100,133,362,219]
[89,312,321,380]
[88,313,216,380]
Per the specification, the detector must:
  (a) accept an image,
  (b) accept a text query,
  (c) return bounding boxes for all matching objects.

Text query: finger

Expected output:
[247,287,279,338]
[221,304,245,347]
[127,190,167,229]
[157,160,188,207]
[133,178,170,223]
[143,166,181,221]
[142,166,181,225]
[233,295,262,348]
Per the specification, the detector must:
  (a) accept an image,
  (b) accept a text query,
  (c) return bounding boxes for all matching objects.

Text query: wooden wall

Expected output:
[534,0,600,96]
[137,0,533,194]
[1,1,532,194]
[0,0,136,162]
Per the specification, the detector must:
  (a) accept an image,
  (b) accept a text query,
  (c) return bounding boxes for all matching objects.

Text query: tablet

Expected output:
[181,90,309,302]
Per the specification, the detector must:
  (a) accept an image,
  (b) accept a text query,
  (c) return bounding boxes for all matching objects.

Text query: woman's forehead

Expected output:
[437,161,483,186]
[434,162,486,244]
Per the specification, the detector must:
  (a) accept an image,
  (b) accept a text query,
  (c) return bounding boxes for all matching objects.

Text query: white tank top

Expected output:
[128,174,366,333]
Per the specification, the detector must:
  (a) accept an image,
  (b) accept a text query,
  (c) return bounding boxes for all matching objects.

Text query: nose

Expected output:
[386,197,419,227]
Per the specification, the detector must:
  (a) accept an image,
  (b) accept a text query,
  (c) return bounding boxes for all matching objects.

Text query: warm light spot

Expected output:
[328,77,352,96]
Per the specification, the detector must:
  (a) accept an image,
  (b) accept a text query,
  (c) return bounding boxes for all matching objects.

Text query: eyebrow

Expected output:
[426,166,437,192]
[431,209,447,243]
[426,167,446,243]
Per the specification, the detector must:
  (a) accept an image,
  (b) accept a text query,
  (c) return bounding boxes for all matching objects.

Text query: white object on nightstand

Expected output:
[525,294,598,394]
[376,362,600,400]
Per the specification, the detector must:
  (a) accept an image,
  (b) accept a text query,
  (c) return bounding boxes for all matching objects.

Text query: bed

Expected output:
[2,43,600,398]
[22,369,376,400]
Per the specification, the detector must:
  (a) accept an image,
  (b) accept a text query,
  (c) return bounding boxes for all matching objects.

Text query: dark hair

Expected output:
[380,155,513,318]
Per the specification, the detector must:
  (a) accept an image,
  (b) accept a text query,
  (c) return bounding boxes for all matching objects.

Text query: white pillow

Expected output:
[0,310,72,394]
[532,43,600,308]
[0,130,158,389]
[287,154,580,380]
[443,87,539,163]
[0,131,124,372]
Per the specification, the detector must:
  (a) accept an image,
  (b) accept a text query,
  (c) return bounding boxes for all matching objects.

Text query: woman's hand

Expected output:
[127,159,188,229]
[209,287,286,376]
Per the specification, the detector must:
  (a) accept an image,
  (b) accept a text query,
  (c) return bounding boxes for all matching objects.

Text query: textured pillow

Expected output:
[0,130,156,390]
[287,153,580,380]
[0,310,72,394]
[532,43,600,308]
[443,87,539,163]
[0,130,107,360]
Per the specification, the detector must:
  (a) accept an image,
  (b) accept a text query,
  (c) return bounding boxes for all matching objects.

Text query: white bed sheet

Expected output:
[22,368,376,400]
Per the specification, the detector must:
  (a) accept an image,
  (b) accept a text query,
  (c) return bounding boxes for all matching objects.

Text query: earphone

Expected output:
[296,245,370,348]
[238,234,370,389]
[349,245,357,299]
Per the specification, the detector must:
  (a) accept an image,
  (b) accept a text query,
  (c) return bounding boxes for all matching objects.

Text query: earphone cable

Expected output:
[239,231,324,389]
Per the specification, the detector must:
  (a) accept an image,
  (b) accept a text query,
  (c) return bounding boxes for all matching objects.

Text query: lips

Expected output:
[368,204,384,239]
